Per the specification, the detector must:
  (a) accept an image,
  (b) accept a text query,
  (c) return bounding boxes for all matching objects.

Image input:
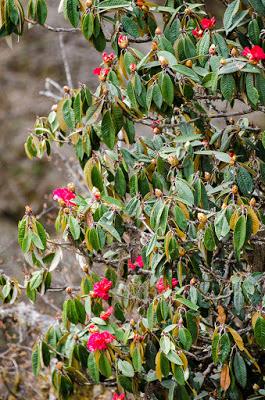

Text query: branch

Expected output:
[59,33,73,88]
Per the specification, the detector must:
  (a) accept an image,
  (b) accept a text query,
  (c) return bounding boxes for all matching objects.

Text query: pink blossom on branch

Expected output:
[52,187,76,206]
[87,331,115,352]
[102,51,115,64]
[156,277,179,294]
[91,277,112,300]
[128,255,144,270]
[242,45,265,62]
[100,306,113,321]
[192,27,204,38]
[112,393,125,400]
[200,17,216,30]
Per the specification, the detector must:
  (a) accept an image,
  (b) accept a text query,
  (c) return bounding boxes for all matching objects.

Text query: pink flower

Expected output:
[192,27,203,38]
[93,67,110,80]
[100,306,113,321]
[102,52,115,64]
[242,45,265,62]
[52,187,76,206]
[91,278,112,300]
[156,277,179,293]
[128,255,144,270]
[135,255,144,268]
[112,393,125,400]
[201,17,216,30]
[87,331,115,352]
[118,34,128,49]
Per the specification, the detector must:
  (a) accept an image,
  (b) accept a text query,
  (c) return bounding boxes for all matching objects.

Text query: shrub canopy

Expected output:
[1,0,265,398]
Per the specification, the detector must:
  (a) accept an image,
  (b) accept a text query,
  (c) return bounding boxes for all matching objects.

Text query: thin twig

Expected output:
[59,33,73,88]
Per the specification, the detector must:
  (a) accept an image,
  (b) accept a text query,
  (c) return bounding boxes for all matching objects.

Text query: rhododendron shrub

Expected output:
[1,0,265,399]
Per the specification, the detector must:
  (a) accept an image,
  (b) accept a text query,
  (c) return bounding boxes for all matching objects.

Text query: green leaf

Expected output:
[171,64,201,83]
[87,352,99,383]
[66,299,79,324]
[178,327,192,351]
[220,333,231,363]
[197,32,210,65]
[36,0,47,25]
[220,74,236,102]
[236,167,253,195]
[233,352,247,388]
[161,73,174,106]
[223,0,240,33]
[246,73,259,107]
[115,167,126,197]
[82,13,94,40]
[98,222,121,242]
[97,0,129,8]
[66,0,79,27]
[101,110,116,149]
[175,295,198,311]
[214,211,230,240]
[122,16,139,37]
[36,221,47,250]
[248,19,260,45]
[204,224,216,251]
[118,359,134,377]
[233,215,246,252]
[32,343,41,376]
[175,178,194,206]
[74,298,86,324]
[63,99,75,130]
[18,218,27,248]
[254,316,265,348]
[99,352,112,378]
[248,0,265,15]
[69,216,80,240]
[132,346,142,372]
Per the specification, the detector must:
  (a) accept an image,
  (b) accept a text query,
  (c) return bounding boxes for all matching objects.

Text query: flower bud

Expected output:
[56,362,64,371]
[220,58,227,65]
[190,277,196,286]
[130,63,137,73]
[250,197,256,207]
[179,247,185,257]
[209,44,216,55]
[231,47,238,57]
[204,172,211,181]
[25,205,33,215]
[65,287,73,295]
[168,155,179,166]
[231,185,238,194]
[118,34,129,49]
[198,212,208,224]
[185,59,193,68]
[85,0,93,6]
[155,188,163,197]
[151,41,158,51]
[51,104,58,112]
[67,182,75,193]
[92,187,101,201]
[158,56,168,67]
[155,27,162,35]
[153,127,161,135]
[63,85,70,94]
[253,384,260,391]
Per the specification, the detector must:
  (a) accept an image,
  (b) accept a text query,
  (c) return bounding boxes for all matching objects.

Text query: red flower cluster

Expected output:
[156,277,178,294]
[102,51,115,64]
[100,306,113,321]
[87,331,115,352]
[93,67,110,79]
[52,187,76,206]
[118,34,128,49]
[242,45,265,62]
[192,16,216,38]
[112,393,125,400]
[91,278,112,300]
[128,255,144,270]
[201,17,216,30]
